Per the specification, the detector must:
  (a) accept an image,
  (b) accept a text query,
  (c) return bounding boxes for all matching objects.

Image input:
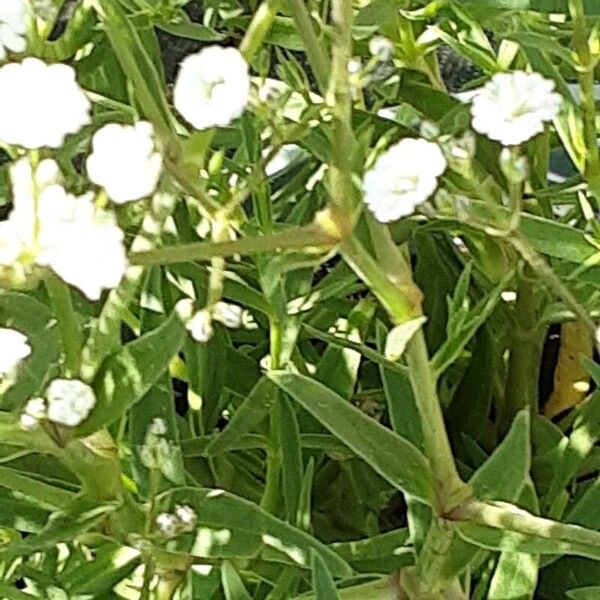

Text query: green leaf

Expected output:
[384,317,427,362]
[96,0,174,134]
[78,308,186,437]
[268,371,436,506]
[278,396,304,522]
[0,465,74,511]
[457,0,600,13]
[469,410,531,501]
[1,497,119,558]
[59,542,140,596]
[488,551,539,600]
[544,391,600,513]
[222,561,253,600]
[567,587,600,600]
[204,377,278,455]
[311,550,340,599]
[161,487,352,577]
[440,411,531,580]
[376,322,423,450]
[0,292,61,410]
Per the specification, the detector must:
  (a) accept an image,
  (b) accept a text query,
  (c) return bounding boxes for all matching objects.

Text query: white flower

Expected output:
[212,302,243,329]
[470,71,562,146]
[0,0,27,61]
[0,327,30,376]
[187,310,214,343]
[0,158,127,300]
[174,46,250,130]
[0,58,90,149]
[38,186,127,300]
[86,122,163,204]
[362,138,447,223]
[46,379,97,427]
[156,513,179,537]
[174,504,197,532]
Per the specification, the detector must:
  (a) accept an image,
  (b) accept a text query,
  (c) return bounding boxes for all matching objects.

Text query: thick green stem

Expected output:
[452,499,600,550]
[286,0,330,93]
[341,237,418,324]
[130,225,337,267]
[261,322,283,514]
[500,269,545,432]
[568,0,600,182]
[45,275,83,377]
[327,0,356,228]
[405,330,467,511]
[240,0,277,62]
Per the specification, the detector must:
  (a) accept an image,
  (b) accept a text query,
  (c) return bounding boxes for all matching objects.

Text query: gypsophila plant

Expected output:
[2,0,600,598]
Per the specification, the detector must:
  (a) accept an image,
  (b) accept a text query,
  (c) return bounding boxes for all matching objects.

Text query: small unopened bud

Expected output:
[420,121,440,140]
[149,417,167,436]
[155,513,179,537]
[175,504,197,532]
[369,36,394,62]
[187,310,214,343]
[24,397,46,419]
[19,413,38,431]
[212,302,244,329]
[500,147,528,184]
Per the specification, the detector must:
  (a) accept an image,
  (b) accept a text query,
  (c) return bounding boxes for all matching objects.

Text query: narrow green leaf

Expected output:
[0,292,61,410]
[268,371,436,506]
[311,550,340,599]
[204,377,278,455]
[162,487,352,577]
[0,466,74,510]
[78,308,186,437]
[278,396,304,522]
[222,561,252,600]
[488,551,539,600]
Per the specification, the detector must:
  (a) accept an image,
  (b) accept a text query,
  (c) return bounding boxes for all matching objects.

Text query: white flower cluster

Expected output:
[0,158,127,300]
[19,378,97,430]
[0,327,30,377]
[0,44,251,297]
[0,0,27,62]
[186,301,246,344]
[155,504,197,537]
[363,70,562,223]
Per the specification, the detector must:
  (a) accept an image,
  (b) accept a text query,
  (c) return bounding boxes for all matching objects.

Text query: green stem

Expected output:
[286,0,330,93]
[328,0,356,226]
[294,575,399,600]
[341,237,419,324]
[509,233,596,338]
[130,225,337,267]
[500,269,545,432]
[452,498,600,551]
[568,0,600,182]
[405,330,466,510]
[240,0,277,62]
[45,275,83,377]
[261,321,283,514]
